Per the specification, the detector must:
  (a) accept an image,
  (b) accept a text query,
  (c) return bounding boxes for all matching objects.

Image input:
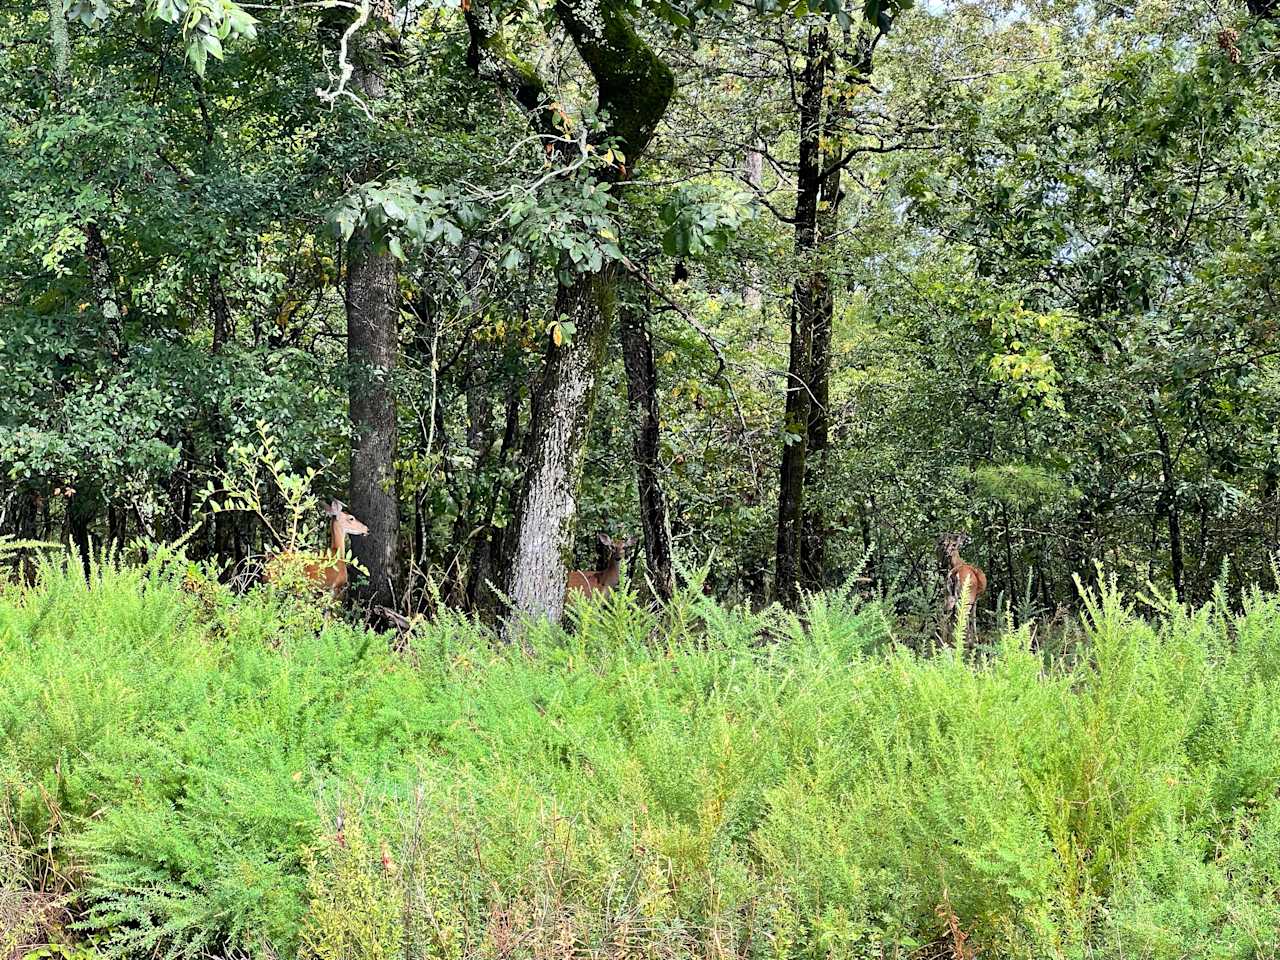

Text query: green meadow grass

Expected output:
[2,554,1279,959]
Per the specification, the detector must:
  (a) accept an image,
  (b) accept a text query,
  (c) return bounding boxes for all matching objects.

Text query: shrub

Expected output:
[3,557,1280,958]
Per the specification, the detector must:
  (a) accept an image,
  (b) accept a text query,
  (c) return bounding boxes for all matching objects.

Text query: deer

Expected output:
[566,533,635,599]
[939,531,986,644]
[265,500,368,597]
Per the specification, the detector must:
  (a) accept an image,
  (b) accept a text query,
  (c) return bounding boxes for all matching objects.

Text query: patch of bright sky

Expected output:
[921,0,1030,28]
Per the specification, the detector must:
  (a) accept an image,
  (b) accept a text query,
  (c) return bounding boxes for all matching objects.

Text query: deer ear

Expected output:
[622,536,636,549]
[597,532,611,546]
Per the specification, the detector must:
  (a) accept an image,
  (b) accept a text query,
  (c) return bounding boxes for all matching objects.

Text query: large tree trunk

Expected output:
[775,25,829,609]
[620,293,675,599]
[346,236,400,607]
[505,267,618,625]
[467,0,673,627]
[344,28,401,608]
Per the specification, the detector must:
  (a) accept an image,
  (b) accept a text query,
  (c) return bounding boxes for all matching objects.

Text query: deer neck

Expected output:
[329,520,344,561]
[948,550,965,572]
[598,557,621,589]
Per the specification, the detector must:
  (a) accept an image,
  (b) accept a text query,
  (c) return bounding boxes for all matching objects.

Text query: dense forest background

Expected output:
[3,0,1279,626]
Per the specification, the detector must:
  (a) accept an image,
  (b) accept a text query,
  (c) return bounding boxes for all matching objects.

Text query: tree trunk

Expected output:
[209,267,239,564]
[799,30,871,592]
[344,28,401,608]
[1151,405,1184,599]
[467,390,522,614]
[504,266,618,626]
[743,141,765,311]
[67,487,97,576]
[620,293,675,599]
[47,0,69,82]
[799,144,841,590]
[83,223,124,359]
[346,235,400,607]
[466,0,673,627]
[775,24,829,609]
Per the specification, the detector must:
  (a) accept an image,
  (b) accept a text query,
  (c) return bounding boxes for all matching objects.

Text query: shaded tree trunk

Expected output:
[443,349,496,606]
[799,30,873,592]
[1151,405,1184,599]
[799,139,842,590]
[467,390,523,614]
[344,26,401,608]
[505,267,618,624]
[620,293,674,599]
[209,267,239,565]
[67,487,97,576]
[346,236,401,607]
[775,25,829,608]
[83,223,124,359]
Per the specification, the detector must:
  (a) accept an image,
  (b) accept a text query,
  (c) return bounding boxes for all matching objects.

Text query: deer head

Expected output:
[938,531,971,562]
[326,500,370,537]
[597,532,635,565]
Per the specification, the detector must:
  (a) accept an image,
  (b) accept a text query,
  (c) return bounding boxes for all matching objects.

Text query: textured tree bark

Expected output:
[346,235,401,607]
[799,149,841,590]
[83,223,124,359]
[46,0,69,82]
[620,295,675,599]
[345,30,401,608]
[505,267,618,625]
[775,25,829,609]
[467,0,673,627]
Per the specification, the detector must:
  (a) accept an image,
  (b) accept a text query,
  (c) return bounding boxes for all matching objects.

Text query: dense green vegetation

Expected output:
[4,0,1280,955]
[3,0,1278,621]
[5,556,1280,958]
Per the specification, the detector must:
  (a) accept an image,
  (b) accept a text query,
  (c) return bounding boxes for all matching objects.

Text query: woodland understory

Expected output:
[3,0,1279,627]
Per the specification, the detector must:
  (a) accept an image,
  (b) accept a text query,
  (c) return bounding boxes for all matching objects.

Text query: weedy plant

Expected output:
[2,554,1280,960]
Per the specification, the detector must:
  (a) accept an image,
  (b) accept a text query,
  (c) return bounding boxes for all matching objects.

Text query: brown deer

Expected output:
[265,500,368,597]
[566,533,635,599]
[939,531,987,643]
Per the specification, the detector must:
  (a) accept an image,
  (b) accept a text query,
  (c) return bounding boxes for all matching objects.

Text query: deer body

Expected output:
[566,533,634,599]
[266,501,368,597]
[940,532,986,642]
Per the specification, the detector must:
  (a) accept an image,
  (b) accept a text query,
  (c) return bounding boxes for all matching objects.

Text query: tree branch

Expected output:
[464,4,559,140]
[553,0,674,164]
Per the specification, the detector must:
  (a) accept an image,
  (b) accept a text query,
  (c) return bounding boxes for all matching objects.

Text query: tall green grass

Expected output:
[2,557,1279,959]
